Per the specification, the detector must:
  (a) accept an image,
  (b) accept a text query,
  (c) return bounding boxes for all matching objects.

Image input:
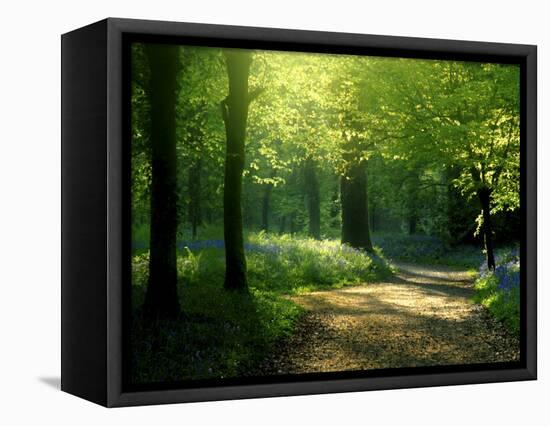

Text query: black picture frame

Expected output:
[61,17,537,407]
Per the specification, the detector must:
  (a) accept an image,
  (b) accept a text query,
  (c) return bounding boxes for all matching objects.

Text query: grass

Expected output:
[473,248,520,335]
[131,232,392,383]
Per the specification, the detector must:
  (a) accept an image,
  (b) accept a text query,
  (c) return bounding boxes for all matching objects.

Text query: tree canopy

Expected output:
[131,43,520,314]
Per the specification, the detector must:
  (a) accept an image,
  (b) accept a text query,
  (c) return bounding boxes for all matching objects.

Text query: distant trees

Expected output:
[188,157,202,240]
[361,59,520,268]
[176,49,226,239]
[405,62,520,270]
[260,168,276,232]
[444,64,520,270]
[303,158,321,240]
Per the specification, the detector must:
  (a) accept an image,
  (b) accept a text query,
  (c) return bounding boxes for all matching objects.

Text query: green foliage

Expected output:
[133,233,392,298]
[246,232,392,293]
[131,233,392,382]
[474,273,520,335]
[473,248,520,335]
[131,43,520,250]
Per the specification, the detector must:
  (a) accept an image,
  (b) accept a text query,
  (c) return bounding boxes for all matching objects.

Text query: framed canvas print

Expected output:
[61,18,537,407]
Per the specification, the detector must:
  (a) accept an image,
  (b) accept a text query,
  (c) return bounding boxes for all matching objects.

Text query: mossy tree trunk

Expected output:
[220,51,261,291]
[341,159,374,252]
[143,44,181,319]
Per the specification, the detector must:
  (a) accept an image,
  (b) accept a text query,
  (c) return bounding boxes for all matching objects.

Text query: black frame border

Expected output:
[105,17,536,407]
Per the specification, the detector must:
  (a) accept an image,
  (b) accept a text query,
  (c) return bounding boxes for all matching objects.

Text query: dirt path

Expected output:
[257,263,519,375]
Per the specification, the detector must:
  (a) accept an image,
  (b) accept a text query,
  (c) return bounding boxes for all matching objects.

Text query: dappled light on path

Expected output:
[257,263,519,375]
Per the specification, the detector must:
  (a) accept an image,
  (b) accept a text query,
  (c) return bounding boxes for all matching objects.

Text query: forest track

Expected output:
[256,262,519,375]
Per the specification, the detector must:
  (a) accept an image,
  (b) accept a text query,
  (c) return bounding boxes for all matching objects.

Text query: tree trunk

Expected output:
[221,51,255,291]
[405,175,419,235]
[143,45,180,319]
[289,212,296,235]
[188,158,202,240]
[261,170,275,232]
[408,215,417,235]
[478,187,496,271]
[341,160,374,252]
[304,158,321,239]
[279,215,286,234]
[330,184,340,228]
[261,187,270,232]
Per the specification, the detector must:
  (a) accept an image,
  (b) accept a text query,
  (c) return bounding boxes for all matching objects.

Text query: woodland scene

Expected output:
[130,43,521,384]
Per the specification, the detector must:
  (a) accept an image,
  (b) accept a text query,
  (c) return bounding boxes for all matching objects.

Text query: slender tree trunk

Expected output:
[289,213,296,235]
[341,160,374,252]
[478,187,496,271]
[261,187,270,232]
[330,184,340,229]
[279,215,286,234]
[304,158,321,239]
[188,158,202,240]
[143,45,180,319]
[408,215,417,235]
[261,170,275,232]
[220,51,256,291]
[405,175,419,235]
[204,207,212,224]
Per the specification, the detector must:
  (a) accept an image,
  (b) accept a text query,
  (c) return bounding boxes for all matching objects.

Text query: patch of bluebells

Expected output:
[135,239,279,253]
[478,248,520,293]
[245,243,284,255]
[372,233,482,266]
[495,264,520,292]
[177,239,224,251]
[373,234,444,260]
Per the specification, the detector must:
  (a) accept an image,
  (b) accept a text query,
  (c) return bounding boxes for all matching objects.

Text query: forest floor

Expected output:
[255,262,520,374]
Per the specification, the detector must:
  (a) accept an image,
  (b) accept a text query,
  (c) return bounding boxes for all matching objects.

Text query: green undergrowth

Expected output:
[245,232,393,294]
[131,283,301,383]
[473,249,520,335]
[473,274,520,335]
[131,232,392,383]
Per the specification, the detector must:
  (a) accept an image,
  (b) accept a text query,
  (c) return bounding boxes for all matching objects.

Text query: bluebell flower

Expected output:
[478,249,520,293]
